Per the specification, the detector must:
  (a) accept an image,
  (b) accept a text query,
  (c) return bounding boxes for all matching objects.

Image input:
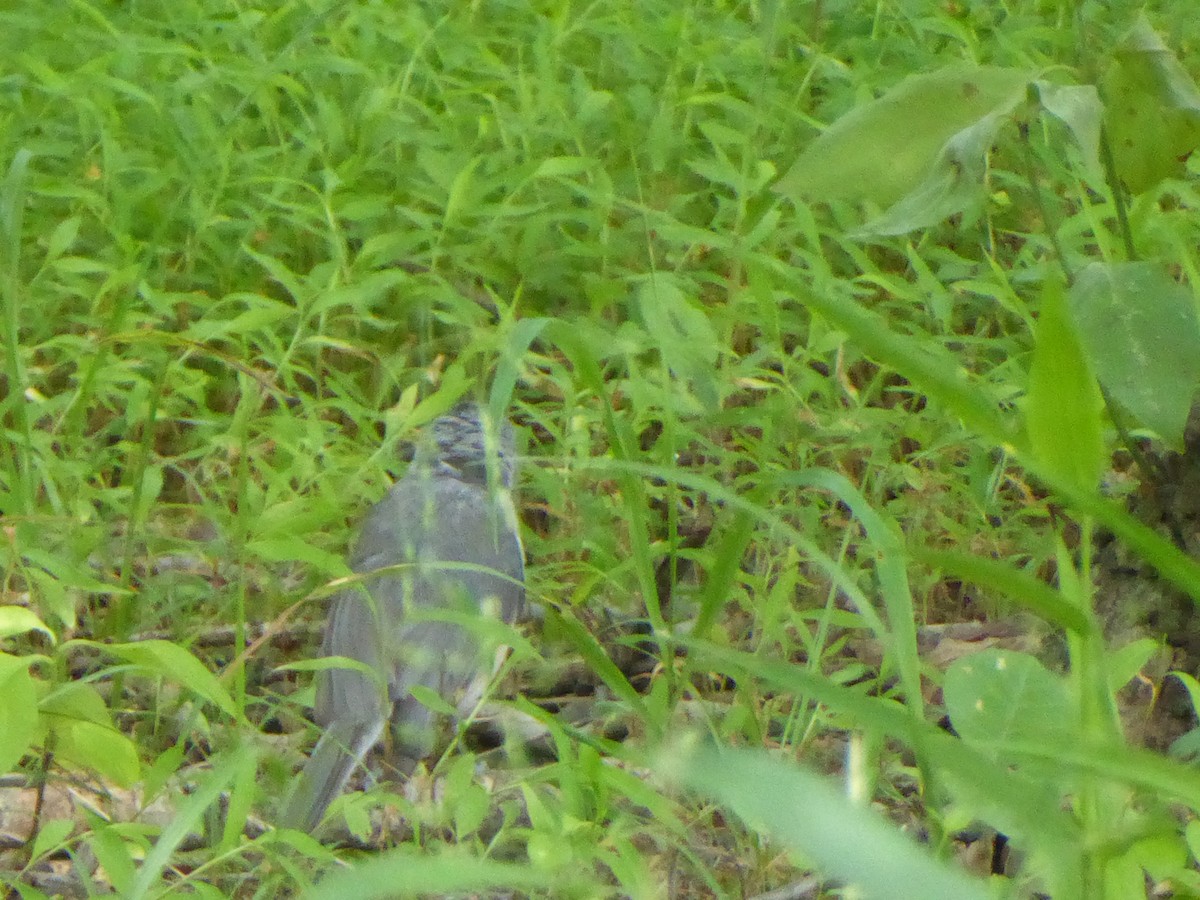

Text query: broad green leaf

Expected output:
[28,818,74,865]
[0,653,38,774]
[1106,637,1159,692]
[686,639,1083,891]
[183,297,293,342]
[776,65,1031,207]
[1036,82,1103,172]
[407,683,457,716]
[636,275,721,410]
[1102,15,1200,193]
[40,682,140,787]
[0,605,54,641]
[491,317,550,422]
[68,639,239,720]
[944,648,1073,747]
[1068,261,1200,450]
[444,155,483,226]
[1187,819,1200,862]
[39,680,111,728]
[1104,845,1148,898]
[857,110,1008,237]
[662,739,990,900]
[1026,277,1105,492]
[56,718,141,787]
[87,823,137,897]
[1127,831,1189,882]
[44,215,81,262]
[532,156,593,179]
[247,537,351,579]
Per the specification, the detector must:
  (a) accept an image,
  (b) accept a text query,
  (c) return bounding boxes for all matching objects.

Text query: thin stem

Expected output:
[1018,122,1073,283]
[1098,125,1137,262]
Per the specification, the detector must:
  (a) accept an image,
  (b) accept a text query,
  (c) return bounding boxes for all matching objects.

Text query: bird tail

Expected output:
[279,717,384,833]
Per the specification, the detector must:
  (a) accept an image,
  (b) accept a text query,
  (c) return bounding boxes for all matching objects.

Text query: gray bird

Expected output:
[281,402,525,833]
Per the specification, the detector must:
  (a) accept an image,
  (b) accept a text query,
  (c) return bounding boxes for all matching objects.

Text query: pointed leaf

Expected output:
[1068,261,1200,449]
[0,605,54,642]
[1102,15,1200,192]
[777,66,1031,207]
[40,682,140,786]
[945,648,1073,747]
[1036,82,1103,172]
[69,639,240,720]
[1026,278,1105,492]
[0,653,38,774]
[857,110,1008,237]
[636,275,721,409]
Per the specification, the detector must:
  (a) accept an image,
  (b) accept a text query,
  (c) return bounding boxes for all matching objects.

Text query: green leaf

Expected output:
[662,739,991,900]
[40,682,140,787]
[686,639,1084,892]
[491,316,550,420]
[279,654,388,700]
[58,719,141,787]
[28,818,74,865]
[1026,276,1105,492]
[546,606,648,722]
[1127,831,1189,882]
[636,275,721,410]
[184,297,293,342]
[1036,82,1103,172]
[444,155,483,227]
[912,548,1093,634]
[944,648,1073,748]
[1102,15,1200,193]
[1106,637,1159,692]
[0,653,38,774]
[776,65,1031,207]
[44,215,81,262]
[221,738,259,851]
[1068,261,1200,450]
[856,110,1008,237]
[247,537,352,579]
[68,639,240,721]
[302,848,553,899]
[0,605,55,641]
[87,822,137,897]
[408,683,457,716]
[532,156,593,179]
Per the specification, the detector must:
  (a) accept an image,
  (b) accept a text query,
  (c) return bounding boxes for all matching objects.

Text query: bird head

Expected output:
[423,402,516,488]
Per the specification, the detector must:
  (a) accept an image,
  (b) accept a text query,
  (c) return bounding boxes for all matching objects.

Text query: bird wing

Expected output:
[291,449,524,831]
[321,472,524,757]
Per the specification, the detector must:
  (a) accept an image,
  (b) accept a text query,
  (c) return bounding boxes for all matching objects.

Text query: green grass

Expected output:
[6,0,1200,897]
